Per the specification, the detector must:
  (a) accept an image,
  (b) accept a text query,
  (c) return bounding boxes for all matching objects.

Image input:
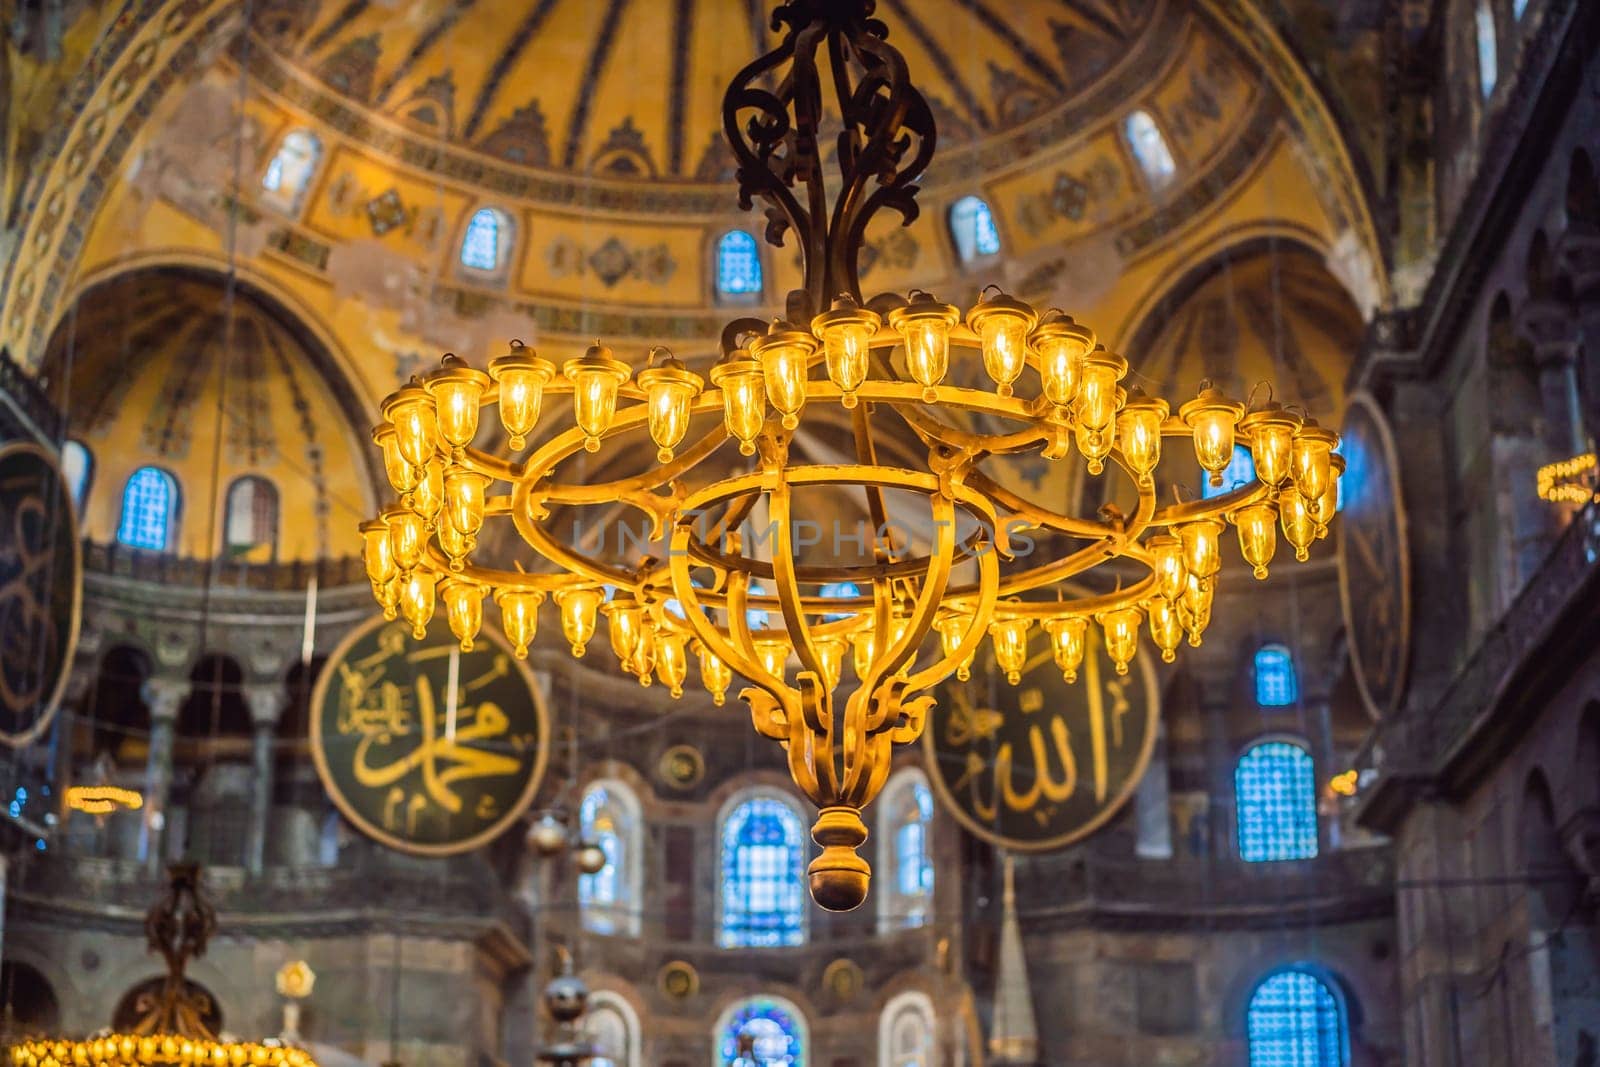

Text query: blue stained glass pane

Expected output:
[579,786,623,933]
[720,998,804,1066]
[1236,742,1318,862]
[1247,970,1346,1067]
[820,581,859,622]
[117,467,174,551]
[719,797,806,947]
[1201,444,1256,499]
[461,208,503,270]
[949,195,1000,262]
[1254,645,1298,707]
[717,230,764,295]
[1125,110,1177,188]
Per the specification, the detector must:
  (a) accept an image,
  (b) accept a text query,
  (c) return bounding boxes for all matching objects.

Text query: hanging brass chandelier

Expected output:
[358,0,1342,910]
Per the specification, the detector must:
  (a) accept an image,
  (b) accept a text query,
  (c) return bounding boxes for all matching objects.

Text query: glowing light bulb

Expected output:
[1279,485,1317,562]
[1116,388,1169,481]
[655,632,688,697]
[444,468,489,538]
[373,425,420,496]
[1179,517,1224,581]
[439,579,484,651]
[697,642,732,705]
[1146,598,1182,663]
[1240,402,1301,487]
[989,617,1031,685]
[1180,385,1247,487]
[562,341,631,453]
[360,518,396,585]
[1233,501,1278,580]
[494,588,544,659]
[1042,615,1087,683]
[603,597,646,664]
[812,294,881,408]
[1076,346,1128,431]
[709,348,767,456]
[636,346,704,463]
[424,354,490,458]
[382,379,437,469]
[756,637,791,680]
[554,586,603,656]
[384,506,426,572]
[888,291,961,402]
[1031,313,1094,408]
[488,340,556,451]
[1145,534,1187,603]
[967,291,1037,398]
[400,570,436,640]
[1096,606,1141,675]
[750,321,815,431]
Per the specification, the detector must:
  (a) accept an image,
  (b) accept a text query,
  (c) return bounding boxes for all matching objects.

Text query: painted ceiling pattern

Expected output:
[256,0,1154,182]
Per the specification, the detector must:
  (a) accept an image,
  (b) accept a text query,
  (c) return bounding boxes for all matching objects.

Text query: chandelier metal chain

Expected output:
[358,0,1343,911]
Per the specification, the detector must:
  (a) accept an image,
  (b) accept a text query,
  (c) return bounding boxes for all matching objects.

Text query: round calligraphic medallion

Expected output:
[0,443,81,748]
[1337,391,1411,719]
[310,614,550,856]
[922,625,1159,851]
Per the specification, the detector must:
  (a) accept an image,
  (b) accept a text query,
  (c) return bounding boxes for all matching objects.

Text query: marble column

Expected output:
[139,675,189,869]
[242,683,286,875]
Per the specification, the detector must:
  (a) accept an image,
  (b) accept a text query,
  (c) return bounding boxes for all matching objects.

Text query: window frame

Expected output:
[578,777,644,937]
[713,994,809,1067]
[716,787,810,948]
[1122,108,1178,190]
[876,767,935,933]
[583,990,641,1067]
[458,206,515,279]
[947,194,1002,267]
[1252,643,1299,708]
[116,466,180,553]
[223,475,279,560]
[714,228,766,304]
[1234,736,1319,863]
[878,990,937,1067]
[260,129,323,215]
[1245,965,1350,1067]
[60,440,93,513]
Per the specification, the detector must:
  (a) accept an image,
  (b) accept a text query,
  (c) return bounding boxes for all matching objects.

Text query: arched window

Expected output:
[879,992,936,1067]
[1124,109,1176,189]
[460,207,512,272]
[1236,740,1318,862]
[584,991,640,1067]
[61,440,92,511]
[948,195,1001,263]
[116,466,177,551]
[1253,644,1298,707]
[224,476,278,560]
[877,769,934,932]
[716,230,764,298]
[1247,968,1348,1066]
[261,130,322,213]
[716,995,807,1066]
[579,779,643,936]
[1200,444,1256,499]
[1476,1,1498,98]
[718,791,807,947]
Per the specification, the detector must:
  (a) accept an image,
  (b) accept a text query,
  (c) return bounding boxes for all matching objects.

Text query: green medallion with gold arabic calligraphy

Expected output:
[922,625,1160,851]
[0,443,81,748]
[310,614,550,856]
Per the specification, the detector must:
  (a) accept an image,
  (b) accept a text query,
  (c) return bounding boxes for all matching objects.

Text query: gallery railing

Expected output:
[84,540,367,591]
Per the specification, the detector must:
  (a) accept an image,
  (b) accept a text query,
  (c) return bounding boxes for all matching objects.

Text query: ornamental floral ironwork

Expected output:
[357,0,1343,911]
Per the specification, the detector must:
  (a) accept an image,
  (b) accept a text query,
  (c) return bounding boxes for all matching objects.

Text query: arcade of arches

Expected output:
[0,1,1597,1065]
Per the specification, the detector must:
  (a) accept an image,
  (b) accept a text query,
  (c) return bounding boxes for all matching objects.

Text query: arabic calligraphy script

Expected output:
[0,445,78,746]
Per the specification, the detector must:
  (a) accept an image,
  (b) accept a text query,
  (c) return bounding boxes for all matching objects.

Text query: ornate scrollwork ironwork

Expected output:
[722,0,936,314]
[136,864,220,1038]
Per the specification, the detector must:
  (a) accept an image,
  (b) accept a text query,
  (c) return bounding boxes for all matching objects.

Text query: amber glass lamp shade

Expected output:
[934,611,976,681]
[372,575,400,620]
[1031,313,1094,409]
[382,379,438,469]
[1312,453,1345,536]
[811,295,881,408]
[812,636,849,691]
[709,348,767,456]
[373,426,420,496]
[603,597,647,664]
[1180,385,1248,487]
[988,617,1030,685]
[444,468,489,537]
[1076,347,1129,432]
[1076,414,1118,476]
[495,589,545,659]
[629,626,657,684]
[1097,606,1142,676]
[636,346,705,462]
[553,587,603,656]
[562,342,632,453]
[1239,402,1301,487]
[424,354,491,457]
[1233,501,1278,579]
[654,632,689,697]
[360,518,396,586]
[1145,534,1187,603]
[1179,517,1225,581]
[1279,486,1318,562]
[697,642,732,705]
[1291,417,1339,503]
[756,638,792,681]
[1116,388,1169,481]
[400,571,437,640]
[439,579,485,651]
[412,459,445,527]
[888,291,961,402]
[488,341,556,450]
[967,290,1038,398]
[750,321,816,431]
[437,517,472,568]
[1042,615,1087,683]
[1146,598,1182,663]
[384,506,426,572]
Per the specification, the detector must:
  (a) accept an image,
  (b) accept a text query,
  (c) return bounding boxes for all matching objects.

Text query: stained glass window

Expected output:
[1254,644,1298,707]
[880,993,936,1067]
[717,230,764,296]
[117,467,176,551]
[948,195,1001,263]
[1201,444,1256,499]
[1236,741,1318,862]
[718,794,806,947]
[261,130,321,212]
[1124,110,1177,189]
[1247,969,1347,1066]
[1476,2,1498,98]
[224,476,277,559]
[579,781,640,935]
[61,440,92,511]
[877,770,934,931]
[718,997,806,1066]
[461,208,508,271]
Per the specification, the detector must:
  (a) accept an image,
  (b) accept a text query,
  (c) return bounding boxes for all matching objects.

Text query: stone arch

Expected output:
[0,960,61,1040]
